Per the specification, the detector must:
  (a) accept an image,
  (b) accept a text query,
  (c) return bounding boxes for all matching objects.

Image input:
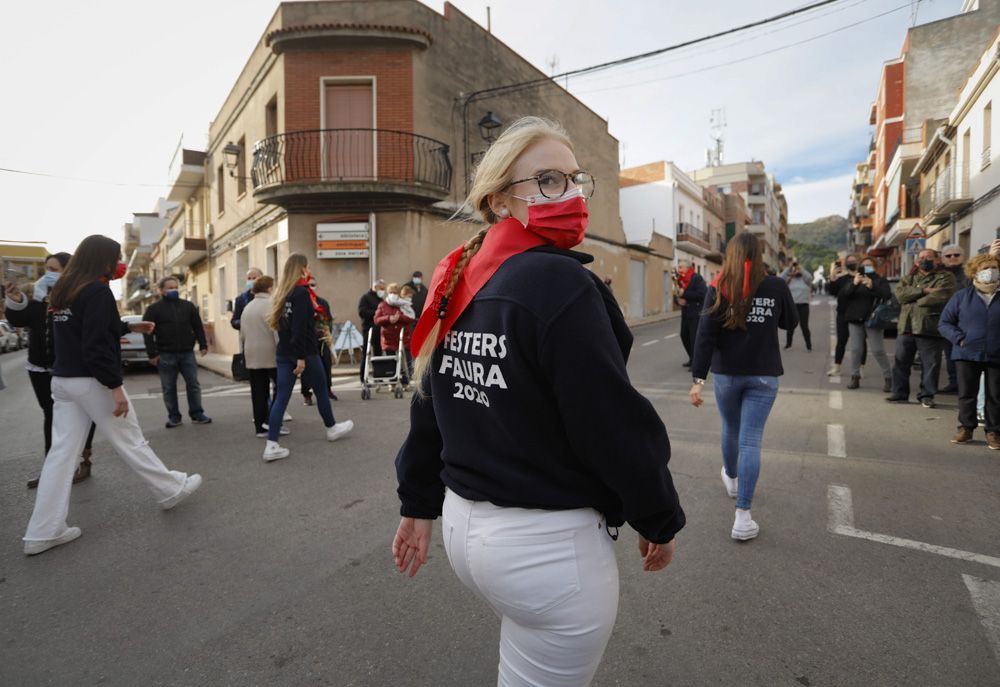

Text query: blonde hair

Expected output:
[400,285,415,298]
[268,253,308,330]
[966,253,1000,279]
[386,282,401,295]
[412,116,574,382]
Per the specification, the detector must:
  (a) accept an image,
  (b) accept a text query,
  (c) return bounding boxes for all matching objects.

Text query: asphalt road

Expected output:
[1,298,998,686]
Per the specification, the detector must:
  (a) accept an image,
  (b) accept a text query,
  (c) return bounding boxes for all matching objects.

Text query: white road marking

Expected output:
[827,485,1000,568]
[642,339,659,347]
[829,391,843,410]
[810,299,822,306]
[664,333,679,339]
[829,375,842,384]
[829,335,837,350]
[827,424,846,457]
[963,574,1000,666]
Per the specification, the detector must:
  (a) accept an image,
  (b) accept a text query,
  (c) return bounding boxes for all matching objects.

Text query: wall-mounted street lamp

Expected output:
[222,142,243,176]
[478,112,503,143]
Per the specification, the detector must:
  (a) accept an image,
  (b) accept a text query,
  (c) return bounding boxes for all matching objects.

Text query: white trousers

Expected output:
[24,377,187,542]
[441,489,620,687]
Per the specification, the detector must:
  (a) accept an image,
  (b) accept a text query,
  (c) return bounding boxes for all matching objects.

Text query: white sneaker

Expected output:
[263,441,290,462]
[256,427,289,437]
[720,467,737,498]
[24,526,82,556]
[160,474,203,510]
[731,510,760,541]
[326,420,355,442]
[283,412,293,422]
[826,364,841,377]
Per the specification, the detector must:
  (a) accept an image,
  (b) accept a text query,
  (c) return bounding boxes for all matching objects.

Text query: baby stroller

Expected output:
[361,328,410,400]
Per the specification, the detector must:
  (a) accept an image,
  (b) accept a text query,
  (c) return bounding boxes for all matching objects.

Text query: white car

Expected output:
[119,315,150,366]
[0,320,20,353]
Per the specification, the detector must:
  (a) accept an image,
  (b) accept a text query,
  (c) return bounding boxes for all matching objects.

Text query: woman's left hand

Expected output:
[293,359,306,377]
[129,321,155,335]
[689,383,704,407]
[393,517,433,577]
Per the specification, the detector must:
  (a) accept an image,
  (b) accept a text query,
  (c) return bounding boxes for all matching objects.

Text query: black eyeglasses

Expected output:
[943,254,962,258]
[504,170,596,200]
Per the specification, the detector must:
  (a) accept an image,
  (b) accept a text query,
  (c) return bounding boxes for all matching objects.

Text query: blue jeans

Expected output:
[157,351,204,422]
[268,355,335,441]
[713,374,779,510]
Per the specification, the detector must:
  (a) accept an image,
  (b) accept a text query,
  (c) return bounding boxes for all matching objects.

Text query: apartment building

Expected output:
[181,0,668,356]
[914,29,1000,257]
[847,161,874,255]
[856,0,1000,275]
[690,162,785,269]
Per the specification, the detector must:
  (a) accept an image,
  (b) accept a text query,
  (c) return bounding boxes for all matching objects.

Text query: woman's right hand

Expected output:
[293,359,306,377]
[689,383,704,407]
[111,386,129,418]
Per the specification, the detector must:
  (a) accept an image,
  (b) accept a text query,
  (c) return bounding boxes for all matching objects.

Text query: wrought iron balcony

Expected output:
[676,222,711,256]
[251,129,452,211]
[919,165,972,225]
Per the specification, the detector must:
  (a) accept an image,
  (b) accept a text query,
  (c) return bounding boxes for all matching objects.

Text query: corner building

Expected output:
[203,0,658,356]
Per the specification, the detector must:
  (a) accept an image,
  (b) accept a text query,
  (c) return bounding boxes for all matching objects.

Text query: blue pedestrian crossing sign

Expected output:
[905,238,926,253]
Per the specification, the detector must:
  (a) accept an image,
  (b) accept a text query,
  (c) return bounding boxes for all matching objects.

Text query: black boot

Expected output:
[847,375,860,389]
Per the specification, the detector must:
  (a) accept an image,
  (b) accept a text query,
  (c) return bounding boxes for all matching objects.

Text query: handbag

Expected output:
[866,299,900,330]
[231,353,250,381]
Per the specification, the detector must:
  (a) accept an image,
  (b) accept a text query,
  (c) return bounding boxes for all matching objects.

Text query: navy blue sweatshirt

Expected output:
[680,272,707,319]
[51,281,130,389]
[691,276,798,380]
[395,247,686,545]
[277,286,319,359]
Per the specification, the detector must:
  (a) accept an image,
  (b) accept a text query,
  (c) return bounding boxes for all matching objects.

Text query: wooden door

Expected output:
[324,84,374,179]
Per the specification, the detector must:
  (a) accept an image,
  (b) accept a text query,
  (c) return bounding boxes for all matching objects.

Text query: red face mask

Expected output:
[519,188,589,250]
[111,261,127,280]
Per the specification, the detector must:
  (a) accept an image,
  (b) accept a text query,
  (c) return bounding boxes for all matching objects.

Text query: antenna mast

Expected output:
[706,108,726,167]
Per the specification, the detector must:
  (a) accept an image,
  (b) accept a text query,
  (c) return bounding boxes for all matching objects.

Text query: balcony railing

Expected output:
[920,165,972,224]
[250,129,452,208]
[676,222,708,243]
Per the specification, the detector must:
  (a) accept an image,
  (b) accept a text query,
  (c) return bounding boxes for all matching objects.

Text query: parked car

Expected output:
[16,327,29,349]
[120,315,150,367]
[0,320,21,352]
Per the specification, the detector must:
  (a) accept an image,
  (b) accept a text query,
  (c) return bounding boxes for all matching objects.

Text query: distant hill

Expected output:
[788,215,849,252]
[786,215,849,272]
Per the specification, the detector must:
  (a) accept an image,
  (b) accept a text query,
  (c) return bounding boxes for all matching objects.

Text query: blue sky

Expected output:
[0,0,967,260]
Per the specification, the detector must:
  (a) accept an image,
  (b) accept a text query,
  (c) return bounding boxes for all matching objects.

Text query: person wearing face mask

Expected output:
[938,253,1000,448]
[142,276,212,428]
[374,283,415,388]
[393,117,683,686]
[403,270,428,316]
[827,256,865,376]
[358,279,386,383]
[231,267,263,330]
[22,235,201,556]
[262,254,354,462]
[938,246,970,394]
[674,259,707,367]
[839,257,893,391]
[886,249,958,408]
[5,252,99,488]
[779,260,813,350]
[300,277,337,405]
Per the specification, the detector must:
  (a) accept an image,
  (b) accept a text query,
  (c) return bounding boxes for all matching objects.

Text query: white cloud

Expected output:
[782,174,854,224]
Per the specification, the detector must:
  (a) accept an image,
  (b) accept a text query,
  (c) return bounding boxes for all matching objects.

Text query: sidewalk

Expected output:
[198,353,359,381]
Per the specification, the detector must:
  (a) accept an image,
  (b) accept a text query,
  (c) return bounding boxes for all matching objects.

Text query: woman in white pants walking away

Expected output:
[23,235,202,556]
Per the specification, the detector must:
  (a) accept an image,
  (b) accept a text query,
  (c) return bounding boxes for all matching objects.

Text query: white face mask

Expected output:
[976,268,999,284]
[376,290,386,299]
[412,277,422,286]
[386,293,400,305]
[511,186,585,205]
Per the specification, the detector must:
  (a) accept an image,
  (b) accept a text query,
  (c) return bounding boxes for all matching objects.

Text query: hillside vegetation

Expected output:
[787,215,849,272]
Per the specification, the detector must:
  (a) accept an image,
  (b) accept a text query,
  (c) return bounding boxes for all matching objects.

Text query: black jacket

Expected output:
[403,281,429,316]
[691,276,798,380]
[358,289,381,329]
[945,265,971,290]
[395,247,685,545]
[277,286,319,359]
[828,274,854,314]
[839,274,892,324]
[51,282,129,389]
[5,297,54,368]
[231,289,253,330]
[142,298,207,357]
[679,272,708,319]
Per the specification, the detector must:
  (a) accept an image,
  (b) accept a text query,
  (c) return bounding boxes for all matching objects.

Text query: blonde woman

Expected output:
[263,254,353,462]
[392,117,685,685]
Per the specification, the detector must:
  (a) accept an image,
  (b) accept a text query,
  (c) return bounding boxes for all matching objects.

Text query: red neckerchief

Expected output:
[411,217,548,354]
[677,267,694,290]
[711,260,755,299]
[296,277,328,320]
